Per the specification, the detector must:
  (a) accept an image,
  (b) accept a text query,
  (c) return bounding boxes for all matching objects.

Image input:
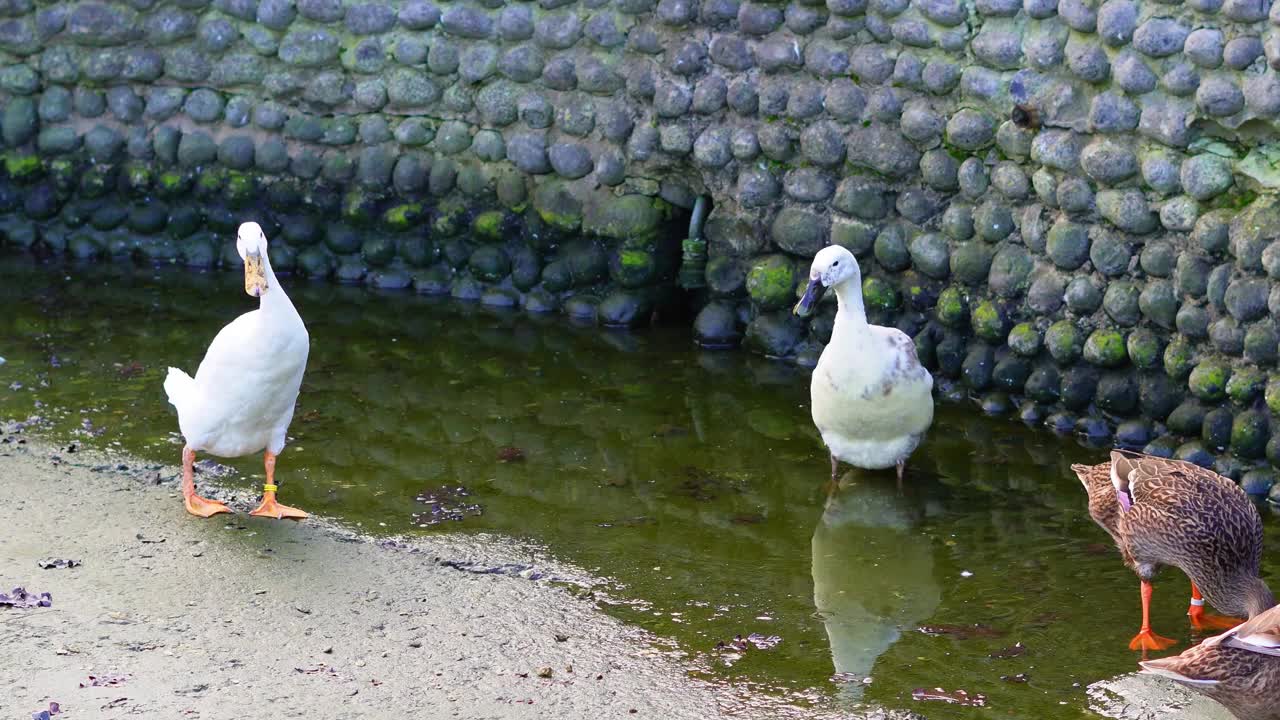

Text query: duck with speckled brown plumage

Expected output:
[1071,450,1274,653]
[1139,603,1280,720]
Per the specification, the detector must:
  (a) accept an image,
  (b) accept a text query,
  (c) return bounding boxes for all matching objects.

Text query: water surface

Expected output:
[1,254,1276,719]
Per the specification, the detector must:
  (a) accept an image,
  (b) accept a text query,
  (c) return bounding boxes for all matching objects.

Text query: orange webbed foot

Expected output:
[249,494,308,521]
[184,494,232,518]
[1188,607,1243,631]
[1128,629,1177,652]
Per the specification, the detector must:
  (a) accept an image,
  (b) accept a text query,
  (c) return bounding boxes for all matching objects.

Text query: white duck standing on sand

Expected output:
[164,221,311,520]
[794,245,934,490]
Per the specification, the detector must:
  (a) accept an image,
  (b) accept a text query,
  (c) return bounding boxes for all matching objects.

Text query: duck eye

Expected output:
[832,260,840,267]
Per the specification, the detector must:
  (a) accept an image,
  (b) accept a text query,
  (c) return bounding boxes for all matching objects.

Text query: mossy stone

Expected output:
[223,173,256,207]
[934,332,967,378]
[360,236,397,268]
[935,285,968,327]
[1008,322,1042,357]
[382,202,426,233]
[523,288,559,314]
[831,217,878,257]
[862,276,900,311]
[1265,375,1280,415]
[1089,231,1132,277]
[4,153,42,184]
[908,232,950,279]
[1240,469,1276,496]
[1127,328,1163,369]
[1143,436,1180,458]
[1227,366,1266,404]
[599,290,655,328]
[532,181,583,234]
[1202,408,1234,450]
[442,238,474,269]
[297,246,335,279]
[1046,220,1090,270]
[469,246,511,281]
[1174,441,1215,468]
[127,203,169,235]
[156,170,192,199]
[1084,329,1128,367]
[399,236,436,268]
[90,204,128,231]
[325,224,362,255]
[747,255,799,311]
[988,244,1033,297]
[1188,361,1230,401]
[610,248,659,288]
[450,276,485,301]
[566,241,608,285]
[1231,410,1269,459]
[68,233,102,260]
[1115,420,1154,448]
[1177,305,1210,340]
[472,210,507,242]
[1045,320,1083,365]
[342,190,381,228]
[1163,338,1196,380]
[970,300,1006,342]
[1102,281,1141,326]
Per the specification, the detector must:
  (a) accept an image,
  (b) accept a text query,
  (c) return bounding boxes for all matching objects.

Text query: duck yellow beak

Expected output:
[244,251,268,297]
[793,278,825,317]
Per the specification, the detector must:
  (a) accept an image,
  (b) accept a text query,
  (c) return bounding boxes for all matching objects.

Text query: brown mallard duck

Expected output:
[1139,604,1280,720]
[1071,450,1274,652]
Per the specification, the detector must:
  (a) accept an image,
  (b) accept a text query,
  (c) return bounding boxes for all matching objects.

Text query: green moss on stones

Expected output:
[195,167,227,195]
[469,246,511,281]
[1127,328,1163,370]
[382,202,426,233]
[935,286,968,327]
[1226,366,1266,404]
[747,255,799,311]
[157,170,191,198]
[223,172,255,206]
[1083,329,1128,368]
[610,248,658,289]
[862,276,900,311]
[1188,361,1231,401]
[1007,322,1042,357]
[1232,410,1269,459]
[1163,338,1196,380]
[970,300,1006,342]
[3,152,42,183]
[1045,320,1083,365]
[472,210,506,241]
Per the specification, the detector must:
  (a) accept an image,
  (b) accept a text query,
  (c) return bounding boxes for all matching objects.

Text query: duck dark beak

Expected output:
[793,278,825,317]
[244,250,268,298]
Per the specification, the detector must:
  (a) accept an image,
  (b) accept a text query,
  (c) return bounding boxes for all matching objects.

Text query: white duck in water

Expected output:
[794,246,934,489]
[164,221,311,520]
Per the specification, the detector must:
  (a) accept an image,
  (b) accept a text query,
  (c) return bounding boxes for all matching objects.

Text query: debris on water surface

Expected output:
[731,513,765,525]
[990,642,1026,659]
[677,466,742,502]
[497,446,525,462]
[536,666,553,678]
[716,633,782,652]
[136,533,166,544]
[831,672,872,685]
[115,361,145,378]
[652,424,688,438]
[38,559,80,570]
[917,623,1006,639]
[912,687,987,706]
[80,674,128,688]
[300,410,322,423]
[1001,673,1030,684]
[1,587,52,608]
[412,486,483,526]
[596,516,655,528]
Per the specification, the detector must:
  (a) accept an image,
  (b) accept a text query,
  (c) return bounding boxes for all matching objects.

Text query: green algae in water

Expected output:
[0,254,1276,719]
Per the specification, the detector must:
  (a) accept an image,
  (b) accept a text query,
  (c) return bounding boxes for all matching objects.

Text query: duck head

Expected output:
[794,245,859,317]
[237,221,270,298]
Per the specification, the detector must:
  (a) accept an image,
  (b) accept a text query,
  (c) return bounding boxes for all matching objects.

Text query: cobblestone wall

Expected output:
[5,0,1280,492]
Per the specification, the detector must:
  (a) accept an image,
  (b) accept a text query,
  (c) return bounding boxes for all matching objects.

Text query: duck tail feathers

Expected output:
[163,367,195,409]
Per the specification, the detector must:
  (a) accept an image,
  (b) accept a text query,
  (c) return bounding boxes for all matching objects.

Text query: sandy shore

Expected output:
[0,436,778,720]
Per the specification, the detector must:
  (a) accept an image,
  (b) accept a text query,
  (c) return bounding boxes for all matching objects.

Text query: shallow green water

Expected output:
[1,253,1276,718]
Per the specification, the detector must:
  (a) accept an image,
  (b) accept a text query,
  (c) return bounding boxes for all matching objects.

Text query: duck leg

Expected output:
[895,461,905,494]
[182,446,231,518]
[821,454,839,496]
[1129,580,1177,652]
[249,451,308,521]
[1187,583,1244,631]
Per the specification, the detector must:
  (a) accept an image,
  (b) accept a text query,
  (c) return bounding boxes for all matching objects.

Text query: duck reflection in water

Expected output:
[811,472,941,703]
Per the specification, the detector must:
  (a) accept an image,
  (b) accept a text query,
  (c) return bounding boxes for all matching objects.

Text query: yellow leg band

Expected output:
[263,484,278,493]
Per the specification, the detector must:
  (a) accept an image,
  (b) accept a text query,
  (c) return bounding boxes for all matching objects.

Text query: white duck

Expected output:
[794,245,934,489]
[164,221,311,520]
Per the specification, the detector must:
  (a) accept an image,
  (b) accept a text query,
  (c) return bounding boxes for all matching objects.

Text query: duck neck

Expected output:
[832,278,869,337]
[258,252,298,319]
[1244,577,1276,618]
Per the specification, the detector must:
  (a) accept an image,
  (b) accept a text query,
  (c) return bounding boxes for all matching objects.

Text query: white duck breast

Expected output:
[795,245,934,478]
